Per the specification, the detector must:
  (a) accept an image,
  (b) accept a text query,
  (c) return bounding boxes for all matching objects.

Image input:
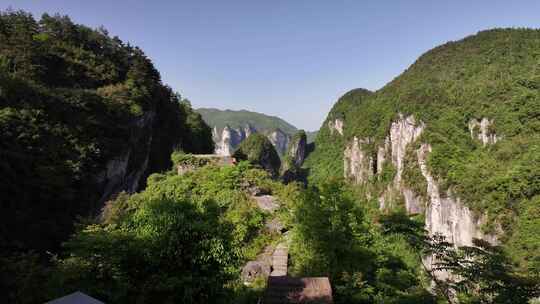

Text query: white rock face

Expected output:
[267,129,290,155]
[343,113,497,280]
[390,114,425,184]
[344,137,373,184]
[416,144,497,280]
[328,118,344,135]
[417,144,496,246]
[288,134,307,167]
[213,124,291,156]
[402,187,424,215]
[468,118,499,145]
[214,124,257,156]
[376,139,390,174]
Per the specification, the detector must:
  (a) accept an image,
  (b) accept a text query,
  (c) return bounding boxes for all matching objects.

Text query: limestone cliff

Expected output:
[213,124,257,156]
[212,124,292,157]
[287,130,307,167]
[328,118,344,135]
[343,114,499,279]
[267,128,290,155]
[468,118,500,145]
[197,108,298,156]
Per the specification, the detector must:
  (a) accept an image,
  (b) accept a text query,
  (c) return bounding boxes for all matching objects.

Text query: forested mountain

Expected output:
[0,10,213,254]
[305,28,540,302]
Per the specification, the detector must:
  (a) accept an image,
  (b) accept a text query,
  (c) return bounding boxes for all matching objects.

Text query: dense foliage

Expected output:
[0,10,213,255]
[305,29,540,276]
[285,180,437,303]
[381,213,540,303]
[2,161,286,303]
[233,133,281,177]
[303,88,373,183]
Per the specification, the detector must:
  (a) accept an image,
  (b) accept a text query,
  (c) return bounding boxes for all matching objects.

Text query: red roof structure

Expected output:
[263,276,333,304]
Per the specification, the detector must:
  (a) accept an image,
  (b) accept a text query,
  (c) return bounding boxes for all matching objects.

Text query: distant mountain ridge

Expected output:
[196,108,298,135]
[196,108,303,156]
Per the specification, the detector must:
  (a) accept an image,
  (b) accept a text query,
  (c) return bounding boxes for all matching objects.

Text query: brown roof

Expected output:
[263,276,333,304]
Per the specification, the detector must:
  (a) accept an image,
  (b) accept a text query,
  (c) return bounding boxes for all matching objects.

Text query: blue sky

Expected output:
[4,1,540,130]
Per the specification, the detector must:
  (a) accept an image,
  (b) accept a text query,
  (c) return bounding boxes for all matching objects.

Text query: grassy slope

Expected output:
[306,28,540,272]
[196,108,298,135]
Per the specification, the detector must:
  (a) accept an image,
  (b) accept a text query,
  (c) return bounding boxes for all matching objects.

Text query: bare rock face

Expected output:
[343,115,424,188]
[378,115,425,214]
[213,124,256,156]
[401,187,425,215]
[267,129,290,155]
[343,113,498,281]
[468,118,499,145]
[416,144,497,246]
[344,137,374,184]
[389,114,425,184]
[212,124,293,157]
[287,132,307,167]
[253,195,280,213]
[328,118,344,135]
[96,111,155,204]
[416,144,497,281]
[376,139,390,174]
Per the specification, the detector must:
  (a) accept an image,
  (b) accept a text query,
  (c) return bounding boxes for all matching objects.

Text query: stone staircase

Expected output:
[241,193,333,303]
[270,242,288,277]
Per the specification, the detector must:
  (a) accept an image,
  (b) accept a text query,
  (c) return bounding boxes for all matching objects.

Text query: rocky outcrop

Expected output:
[212,124,292,157]
[213,124,256,156]
[253,195,280,213]
[344,114,497,280]
[328,118,344,135]
[389,115,425,184]
[468,118,499,145]
[267,129,290,155]
[344,137,374,184]
[96,111,155,204]
[233,134,282,177]
[416,144,497,246]
[287,131,307,167]
[376,139,390,175]
[242,246,273,284]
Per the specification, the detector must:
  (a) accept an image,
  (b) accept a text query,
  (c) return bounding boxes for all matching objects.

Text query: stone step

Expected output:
[270,242,288,276]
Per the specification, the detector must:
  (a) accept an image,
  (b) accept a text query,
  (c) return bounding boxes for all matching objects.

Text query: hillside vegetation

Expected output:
[233,133,281,177]
[306,28,540,283]
[0,10,213,254]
